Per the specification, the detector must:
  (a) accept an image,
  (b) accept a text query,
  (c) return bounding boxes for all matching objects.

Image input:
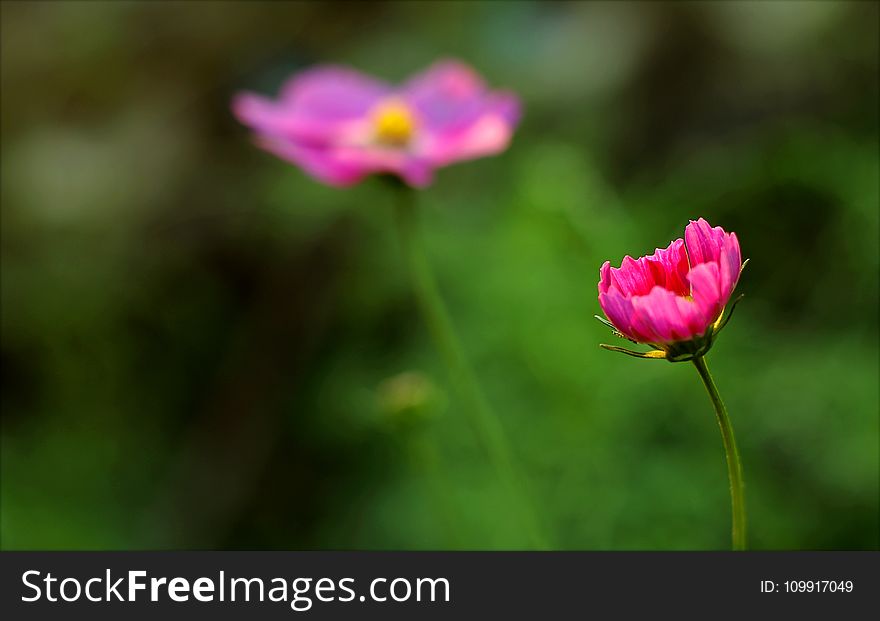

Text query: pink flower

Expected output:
[597,218,744,361]
[232,60,520,188]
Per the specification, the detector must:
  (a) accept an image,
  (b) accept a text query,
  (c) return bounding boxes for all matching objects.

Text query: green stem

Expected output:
[393,187,548,549]
[692,355,747,550]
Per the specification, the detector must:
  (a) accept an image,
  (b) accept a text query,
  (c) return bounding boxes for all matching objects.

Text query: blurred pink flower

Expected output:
[597,219,743,359]
[232,60,520,187]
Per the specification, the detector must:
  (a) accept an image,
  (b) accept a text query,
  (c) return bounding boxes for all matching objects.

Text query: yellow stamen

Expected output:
[372,100,415,147]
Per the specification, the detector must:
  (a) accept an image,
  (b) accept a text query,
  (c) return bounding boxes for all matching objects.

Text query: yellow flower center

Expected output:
[372,100,415,147]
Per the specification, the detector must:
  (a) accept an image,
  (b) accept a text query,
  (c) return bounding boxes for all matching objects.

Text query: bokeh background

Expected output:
[2,0,878,550]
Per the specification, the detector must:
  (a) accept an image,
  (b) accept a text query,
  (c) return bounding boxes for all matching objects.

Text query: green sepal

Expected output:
[599,344,667,359]
[714,294,745,335]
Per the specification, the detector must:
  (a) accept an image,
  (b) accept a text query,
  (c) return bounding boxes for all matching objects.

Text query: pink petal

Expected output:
[686,261,723,333]
[684,218,726,266]
[402,60,520,166]
[609,255,657,297]
[330,145,434,187]
[631,286,694,343]
[253,138,368,187]
[599,290,644,342]
[416,96,519,165]
[260,137,435,188]
[598,261,612,295]
[646,238,689,296]
[232,93,367,146]
[279,65,391,120]
[718,231,742,303]
[403,60,487,128]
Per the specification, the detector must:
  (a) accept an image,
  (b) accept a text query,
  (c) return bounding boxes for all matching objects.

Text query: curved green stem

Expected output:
[692,355,747,550]
[393,187,548,549]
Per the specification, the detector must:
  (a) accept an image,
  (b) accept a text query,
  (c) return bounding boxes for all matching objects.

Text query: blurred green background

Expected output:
[1,0,877,550]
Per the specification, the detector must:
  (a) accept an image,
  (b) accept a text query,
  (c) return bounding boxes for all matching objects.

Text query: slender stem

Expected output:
[393,187,548,549]
[692,355,747,550]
